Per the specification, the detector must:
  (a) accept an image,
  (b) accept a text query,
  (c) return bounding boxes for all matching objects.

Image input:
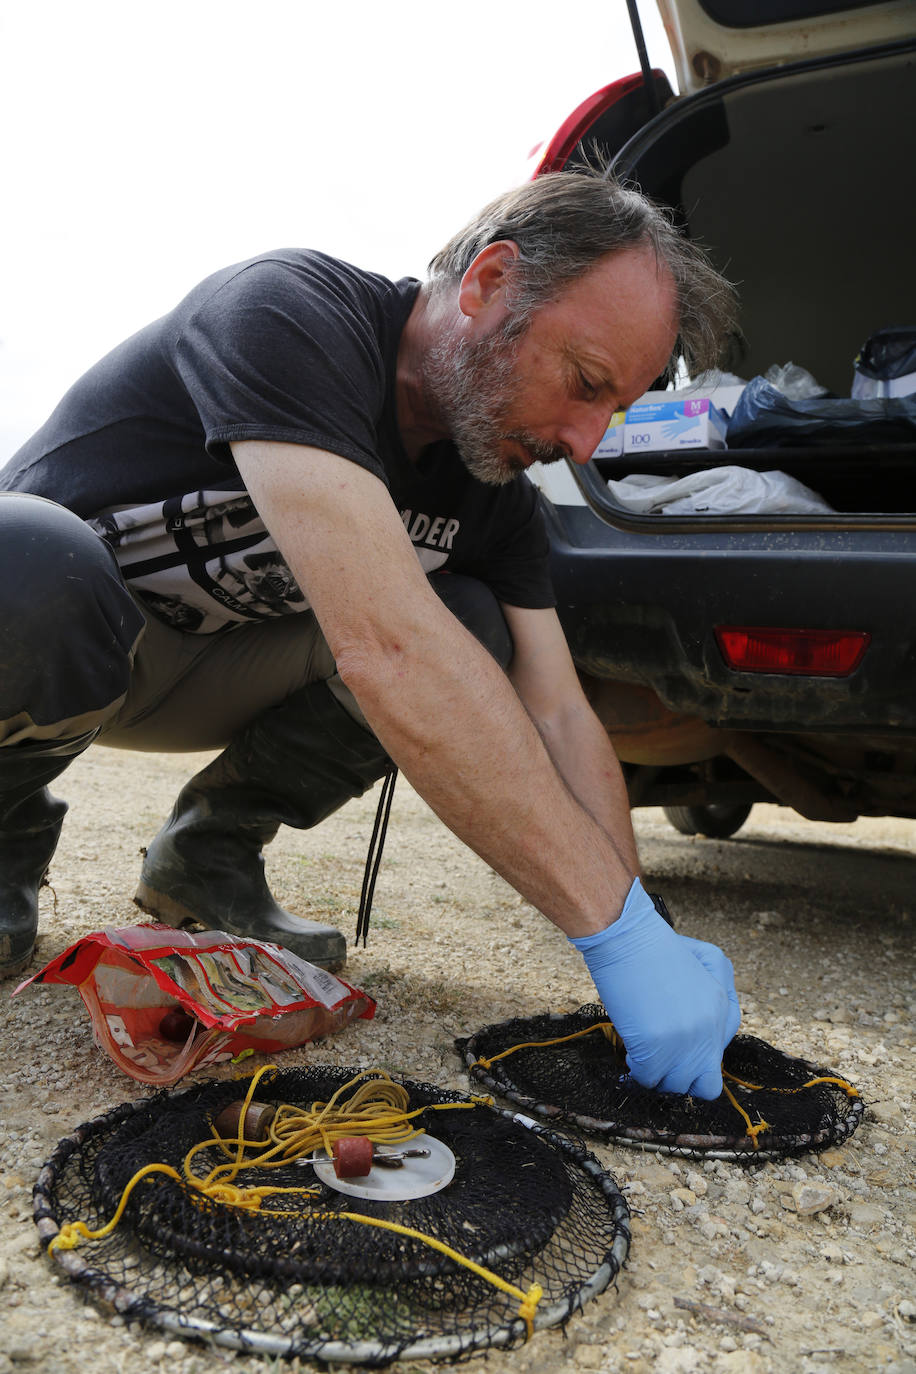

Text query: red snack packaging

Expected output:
[13,924,375,1084]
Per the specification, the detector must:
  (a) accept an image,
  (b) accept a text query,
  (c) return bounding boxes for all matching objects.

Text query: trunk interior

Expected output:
[587,36,916,524]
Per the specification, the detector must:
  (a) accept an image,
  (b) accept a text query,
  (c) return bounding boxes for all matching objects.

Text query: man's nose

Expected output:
[558,406,618,466]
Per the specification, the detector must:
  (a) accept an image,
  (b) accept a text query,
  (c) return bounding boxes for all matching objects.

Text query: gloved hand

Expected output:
[568,878,741,1099]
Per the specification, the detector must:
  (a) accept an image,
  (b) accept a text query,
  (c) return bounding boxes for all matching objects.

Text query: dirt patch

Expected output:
[1,746,914,1374]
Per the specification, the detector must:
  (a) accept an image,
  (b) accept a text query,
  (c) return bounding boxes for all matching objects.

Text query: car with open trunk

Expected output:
[525,0,916,837]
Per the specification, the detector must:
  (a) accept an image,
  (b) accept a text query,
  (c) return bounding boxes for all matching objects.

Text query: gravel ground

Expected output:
[1,744,914,1374]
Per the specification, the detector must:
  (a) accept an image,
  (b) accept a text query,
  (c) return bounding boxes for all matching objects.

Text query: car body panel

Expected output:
[656,0,916,92]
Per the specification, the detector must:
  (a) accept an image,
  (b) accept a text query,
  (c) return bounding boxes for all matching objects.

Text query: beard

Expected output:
[422,320,568,485]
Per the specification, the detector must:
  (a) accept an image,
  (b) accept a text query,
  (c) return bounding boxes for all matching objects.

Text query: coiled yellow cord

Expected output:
[48,1065,542,1336]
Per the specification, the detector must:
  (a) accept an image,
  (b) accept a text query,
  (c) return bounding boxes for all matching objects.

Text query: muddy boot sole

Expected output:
[0,940,36,982]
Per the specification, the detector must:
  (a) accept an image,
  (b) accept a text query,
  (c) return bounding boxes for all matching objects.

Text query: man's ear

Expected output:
[457,241,520,320]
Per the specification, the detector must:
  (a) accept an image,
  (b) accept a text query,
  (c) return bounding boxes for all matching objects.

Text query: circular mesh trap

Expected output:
[34,1065,630,1364]
[458,1005,864,1162]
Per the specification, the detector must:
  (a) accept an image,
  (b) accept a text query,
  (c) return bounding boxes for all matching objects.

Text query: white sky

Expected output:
[0,0,676,457]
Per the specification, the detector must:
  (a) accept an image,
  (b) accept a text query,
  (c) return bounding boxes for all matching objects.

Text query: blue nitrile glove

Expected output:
[568,878,741,1099]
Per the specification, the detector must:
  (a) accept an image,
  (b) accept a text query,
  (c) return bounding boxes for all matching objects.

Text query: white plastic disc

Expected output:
[312,1136,456,1202]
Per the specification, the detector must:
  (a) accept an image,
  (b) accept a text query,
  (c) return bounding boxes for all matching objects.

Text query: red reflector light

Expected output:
[530,73,657,176]
[715,626,870,677]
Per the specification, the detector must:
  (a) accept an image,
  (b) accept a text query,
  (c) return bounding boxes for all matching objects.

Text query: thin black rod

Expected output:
[625,0,663,118]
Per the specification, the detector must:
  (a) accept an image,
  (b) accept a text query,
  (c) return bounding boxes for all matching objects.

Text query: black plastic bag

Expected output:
[726,377,916,449]
[853,326,916,397]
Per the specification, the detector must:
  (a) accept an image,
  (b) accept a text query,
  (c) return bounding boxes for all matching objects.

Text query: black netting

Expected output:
[34,1065,630,1364]
[458,1006,864,1162]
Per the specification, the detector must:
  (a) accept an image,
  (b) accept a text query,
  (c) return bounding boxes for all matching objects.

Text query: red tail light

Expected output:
[529,74,656,177]
[715,627,870,677]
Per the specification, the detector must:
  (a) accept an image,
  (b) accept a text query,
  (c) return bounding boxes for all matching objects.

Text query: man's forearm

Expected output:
[526,697,640,876]
[335,612,634,937]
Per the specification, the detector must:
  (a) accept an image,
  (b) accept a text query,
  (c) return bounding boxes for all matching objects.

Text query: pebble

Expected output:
[869,1100,903,1123]
[637,1162,681,1187]
[847,1201,886,1228]
[713,1351,766,1373]
[790,1181,839,1216]
[6,1337,40,1363]
[818,1148,848,1168]
[655,1348,703,1373]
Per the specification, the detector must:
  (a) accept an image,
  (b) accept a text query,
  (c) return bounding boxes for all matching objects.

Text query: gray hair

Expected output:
[427,170,740,383]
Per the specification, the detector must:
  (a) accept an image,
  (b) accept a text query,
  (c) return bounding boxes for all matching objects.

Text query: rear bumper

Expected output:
[545,500,916,733]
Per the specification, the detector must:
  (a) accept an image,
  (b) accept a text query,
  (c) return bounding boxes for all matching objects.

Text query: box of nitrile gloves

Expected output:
[623,396,728,453]
[591,410,626,457]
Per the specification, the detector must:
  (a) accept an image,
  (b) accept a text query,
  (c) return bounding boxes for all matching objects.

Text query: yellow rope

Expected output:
[50,1163,183,1252]
[725,1070,860,1100]
[316,1211,543,1337]
[473,1021,860,1150]
[50,1065,321,1248]
[193,1065,480,1185]
[270,1070,427,1161]
[47,1065,541,1335]
[472,1022,622,1071]
[721,1081,771,1147]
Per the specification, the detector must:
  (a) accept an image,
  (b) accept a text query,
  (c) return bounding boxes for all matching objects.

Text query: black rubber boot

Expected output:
[134,682,391,971]
[0,732,97,980]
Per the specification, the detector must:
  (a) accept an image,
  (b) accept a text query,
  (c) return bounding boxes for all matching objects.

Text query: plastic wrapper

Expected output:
[727,377,916,448]
[13,924,375,1084]
[763,362,829,400]
[608,466,834,516]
